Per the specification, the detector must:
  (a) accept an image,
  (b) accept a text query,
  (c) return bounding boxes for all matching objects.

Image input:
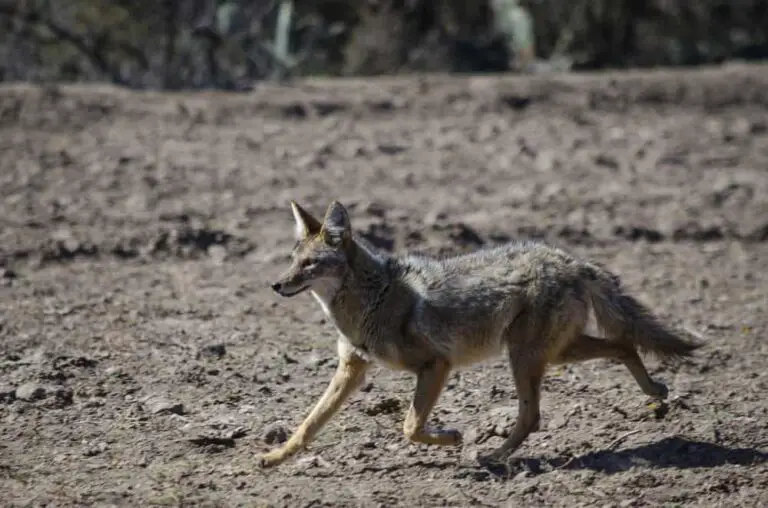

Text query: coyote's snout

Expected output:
[257,200,703,470]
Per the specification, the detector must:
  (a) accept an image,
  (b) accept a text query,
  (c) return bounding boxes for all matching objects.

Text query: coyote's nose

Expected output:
[270,282,283,294]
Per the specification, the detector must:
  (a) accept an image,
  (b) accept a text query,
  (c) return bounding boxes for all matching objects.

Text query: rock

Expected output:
[377,143,408,156]
[295,454,331,469]
[594,153,620,170]
[52,386,74,406]
[227,426,248,440]
[535,151,557,172]
[0,385,16,403]
[424,209,448,226]
[0,268,16,279]
[463,427,482,444]
[196,344,226,360]
[105,366,123,377]
[363,397,401,416]
[143,395,185,415]
[750,120,767,134]
[264,424,288,445]
[0,268,17,286]
[188,425,246,449]
[188,435,236,448]
[445,223,484,248]
[15,383,47,401]
[493,424,510,438]
[363,201,387,218]
[486,406,516,438]
[207,245,227,265]
[82,441,109,457]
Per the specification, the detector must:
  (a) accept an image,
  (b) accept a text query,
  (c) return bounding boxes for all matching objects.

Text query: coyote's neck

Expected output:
[314,241,393,348]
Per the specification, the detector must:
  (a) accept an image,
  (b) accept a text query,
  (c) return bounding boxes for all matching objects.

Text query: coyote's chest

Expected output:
[312,290,411,370]
[311,290,363,344]
[311,291,334,322]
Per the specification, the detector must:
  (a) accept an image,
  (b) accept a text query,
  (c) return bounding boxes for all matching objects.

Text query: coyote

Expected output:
[258,200,701,468]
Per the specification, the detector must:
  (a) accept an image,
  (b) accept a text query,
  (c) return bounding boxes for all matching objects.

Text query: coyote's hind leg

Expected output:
[403,358,463,446]
[553,333,668,399]
[480,348,545,464]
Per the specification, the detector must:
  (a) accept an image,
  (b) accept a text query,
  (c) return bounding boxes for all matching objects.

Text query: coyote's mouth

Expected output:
[274,284,309,297]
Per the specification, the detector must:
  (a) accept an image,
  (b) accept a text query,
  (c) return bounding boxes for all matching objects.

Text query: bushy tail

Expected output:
[583,265,702,360]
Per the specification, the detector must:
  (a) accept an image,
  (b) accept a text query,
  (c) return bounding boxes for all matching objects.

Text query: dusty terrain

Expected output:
[1,64,768,507]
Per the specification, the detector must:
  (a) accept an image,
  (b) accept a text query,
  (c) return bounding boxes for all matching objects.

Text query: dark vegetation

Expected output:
[1,0,767,90]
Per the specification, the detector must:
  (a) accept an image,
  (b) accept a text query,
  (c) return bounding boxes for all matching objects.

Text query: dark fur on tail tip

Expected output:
[617,293,702,361]
[585,267,703,361]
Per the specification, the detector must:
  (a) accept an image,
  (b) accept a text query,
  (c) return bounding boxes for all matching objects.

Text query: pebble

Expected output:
[143,395,185,415]
[15,383,47,402]
[196,344,227,360]
[264,424,288,445]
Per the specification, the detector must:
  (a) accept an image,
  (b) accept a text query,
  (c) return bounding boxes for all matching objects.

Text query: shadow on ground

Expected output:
[481,436,768,478]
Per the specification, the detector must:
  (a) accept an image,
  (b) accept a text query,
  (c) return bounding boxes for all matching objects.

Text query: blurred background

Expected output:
[2,0,767,89]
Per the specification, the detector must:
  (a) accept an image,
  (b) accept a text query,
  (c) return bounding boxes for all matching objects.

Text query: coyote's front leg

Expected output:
[257,344,370,468]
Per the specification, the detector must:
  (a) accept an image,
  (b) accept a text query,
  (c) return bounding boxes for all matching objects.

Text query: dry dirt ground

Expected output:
[1,64,768,507]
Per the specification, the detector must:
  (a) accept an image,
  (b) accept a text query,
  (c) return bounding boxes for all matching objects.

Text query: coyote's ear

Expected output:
[321,200,351,247]
[291,201,322,240]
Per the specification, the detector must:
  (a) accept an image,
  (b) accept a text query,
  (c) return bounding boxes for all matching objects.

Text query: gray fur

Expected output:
[261,200,702,469]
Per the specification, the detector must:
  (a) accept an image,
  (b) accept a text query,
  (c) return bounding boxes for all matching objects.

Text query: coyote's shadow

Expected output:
[480,436,768,478]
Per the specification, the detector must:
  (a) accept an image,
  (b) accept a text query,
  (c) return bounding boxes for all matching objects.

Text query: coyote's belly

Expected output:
[406,288,523,368]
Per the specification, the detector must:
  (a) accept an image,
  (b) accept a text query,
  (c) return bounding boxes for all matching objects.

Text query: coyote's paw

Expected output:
[648,381,669,400]
[256,449,288,469]
[442,429,464,446]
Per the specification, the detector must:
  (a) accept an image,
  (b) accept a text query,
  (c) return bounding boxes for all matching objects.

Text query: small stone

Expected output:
[0,385,16,403]
[305,354,332,369]
[196,344,226,360]
[594,153,619,170]
[363,397,401,416]
[548,413,569,430]
[750,120,767,134]
[52,386,74,406]
[227,426,248,440]
[424,209,448,226]
[83,441,108,457]
[144,395,185,415]
[295,454,331,469]
[493,424,509,438]
[188,435,236,448]
[264,424,288,445]
[15,383,46,401]
[377,143,408,156]
[535,151,557,172]
[207,245,227,265]
[463,427,482,444]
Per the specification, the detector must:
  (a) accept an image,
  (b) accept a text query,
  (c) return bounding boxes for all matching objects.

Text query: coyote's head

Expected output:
[270,200,353,299]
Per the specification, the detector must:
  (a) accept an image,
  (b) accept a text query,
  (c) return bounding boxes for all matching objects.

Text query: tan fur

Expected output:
[259,200,702,468]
